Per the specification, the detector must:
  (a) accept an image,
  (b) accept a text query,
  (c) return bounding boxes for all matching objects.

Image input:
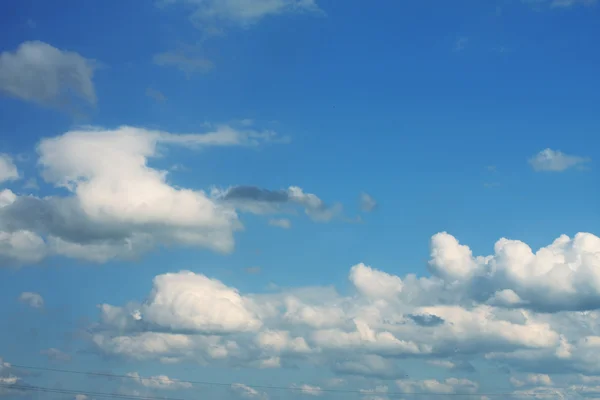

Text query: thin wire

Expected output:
[0,383,185,400]
[9,363,570,397]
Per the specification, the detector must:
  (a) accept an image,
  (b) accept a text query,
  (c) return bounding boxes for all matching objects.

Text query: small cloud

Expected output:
[268,218,291,229]
[0,41,97,109]
[486,165,497,172]
[146,87,166,103]
[170,163,188,172]
[245,266,262,274]
[41,348,71,362]
[454,36,469,52]
[18,292,44,309]
[291,384,323,396]
[0,154,19,183]
[522,0,596,9]
[23,178,39,190]
[153,50,214,77]
[359,192,377,213]
[231,383,268,399]
[528,148,590,172]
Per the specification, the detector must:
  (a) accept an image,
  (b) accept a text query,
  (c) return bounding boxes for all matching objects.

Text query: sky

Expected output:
[0,0,599,399]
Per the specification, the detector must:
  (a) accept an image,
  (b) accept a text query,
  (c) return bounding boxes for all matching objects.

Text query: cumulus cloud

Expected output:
[0,155,18,183]
[18,292,44,308]
[0,125,291,265]
[395,378,478,394]
[0,358,25,397]
[215,185,343,222]
[125,372,192,390]
[529,148,590,172]
[0,41,96,108]
[82,232,600,386]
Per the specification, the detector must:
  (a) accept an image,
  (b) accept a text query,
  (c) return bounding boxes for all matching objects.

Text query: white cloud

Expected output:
[231,383,268,399]
[134,271,262,334]
[290,384,322,396]
[0,155,18,183]
[359,192,377,212]
[0,41,96,108]
[529,148,590,172]
[396,378,478,394]
[19,292,44,308]
[164,0,322,27]
[0,125,289,265]
[83,231,600,393]
[268,218,291,229]
[125,372,192,390]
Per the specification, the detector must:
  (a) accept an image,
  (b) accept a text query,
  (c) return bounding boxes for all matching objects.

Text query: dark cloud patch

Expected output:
[408,313,445,327]
[222,186,289,203]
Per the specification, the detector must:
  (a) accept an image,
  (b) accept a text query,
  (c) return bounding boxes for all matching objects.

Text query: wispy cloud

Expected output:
[153,50,214,77]
[146,87,166,103]
[359,192,377,212]
[454,37,469,52]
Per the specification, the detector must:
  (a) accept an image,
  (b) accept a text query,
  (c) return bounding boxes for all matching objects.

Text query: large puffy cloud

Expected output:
[428,231,600,312]
[93,233,600,379]
[84,231,600,397]
[0,125,299,265]
[0,125,342,266]
[0,41,96,108]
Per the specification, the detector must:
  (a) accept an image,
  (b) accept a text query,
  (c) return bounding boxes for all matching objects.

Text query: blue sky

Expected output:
[0,1,599,399]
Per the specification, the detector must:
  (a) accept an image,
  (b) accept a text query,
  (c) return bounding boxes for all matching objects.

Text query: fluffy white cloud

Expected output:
[18,292,44,309]
[0,125,293,265]
[82,232,600,397]
[0,358,24,397]
[125,372,192,390]
[0,41,96,108]
[136,271,262,334]
[528,148,590,172]
[0,155,18,183]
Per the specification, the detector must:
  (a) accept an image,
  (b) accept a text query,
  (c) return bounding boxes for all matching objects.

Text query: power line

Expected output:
[9,363,572,398]
[0,383,185,400]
